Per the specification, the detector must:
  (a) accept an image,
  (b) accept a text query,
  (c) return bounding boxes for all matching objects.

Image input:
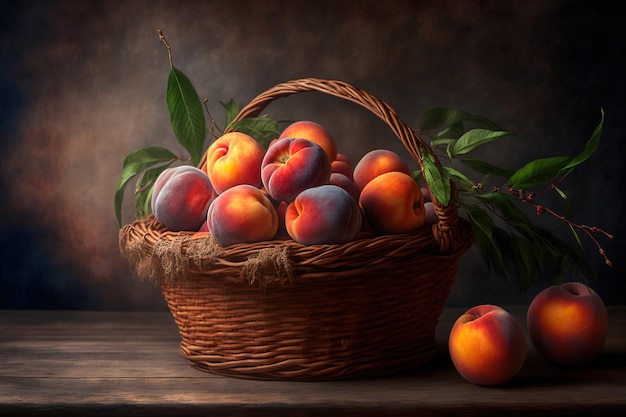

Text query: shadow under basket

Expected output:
[119,78,474,381]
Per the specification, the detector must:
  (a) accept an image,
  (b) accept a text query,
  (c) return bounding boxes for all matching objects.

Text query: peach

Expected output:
[423,201,438,226]
[449,305,527,386]
[207,184,278,247]
[527,282,608,366]
[205,132,266,194]
[329,172,359,201]
[285,184,362,245]
[335,152,352,165]
[353,149,411,191]
[261,137,332,203]
[331,159,354,180]
[279,120,337,162]
[151,165,215,232]
[358,171,425,235]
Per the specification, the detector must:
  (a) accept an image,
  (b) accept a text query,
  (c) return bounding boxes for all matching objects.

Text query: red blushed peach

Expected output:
[261,137,332,203]
[205,132,265,194]
[353,149,411,191]
[279,120,337,162]
[527,282,608,366]
[335,152,352,166]
[449,305,527,386]
[329,172,359,201]
[358,171,425,235]
[331,159,354,180]
[207,184,278,247]
[151,165,215,232]
[285,185,362,245]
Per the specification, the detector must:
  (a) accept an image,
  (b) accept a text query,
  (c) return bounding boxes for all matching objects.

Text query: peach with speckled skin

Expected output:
[205,132,266,194]
[207,184,278,247]
[353,149,411,191]
[285,184,362,245]
[261,137,332,203]
[449,305,526,386]
[358,171,425,235]
[151,165,215,232]
[279,120,337,162]
[527,282,608,366]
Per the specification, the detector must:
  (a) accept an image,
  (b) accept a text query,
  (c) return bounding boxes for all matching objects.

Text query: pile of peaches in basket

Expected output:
[151,120,435,246]
[150,120,609,387]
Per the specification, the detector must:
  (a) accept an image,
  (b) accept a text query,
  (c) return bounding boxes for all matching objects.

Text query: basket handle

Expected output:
[224,78,460,252]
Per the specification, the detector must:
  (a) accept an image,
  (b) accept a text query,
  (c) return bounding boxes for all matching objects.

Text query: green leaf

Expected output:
[167,66,206,166]
[510,234,537,291]
[420,107,504,131]
[560,108,604,172]
[465,206,506,276]
[220,99,239,128]
[229,115,280,149]
[420,107,467,130]
[431,138,458,148]
[114,146,178,226]
[431,123,465,143]
[508,156,571,189]
[473,192,531,226]
[133,164,175,220]
[452,129,514,156]
[421,150,451,206]
[443,166,475,191]
[459,157,515,178]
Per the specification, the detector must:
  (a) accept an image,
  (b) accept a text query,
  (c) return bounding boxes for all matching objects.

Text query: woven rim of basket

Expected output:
[119,78,471,286]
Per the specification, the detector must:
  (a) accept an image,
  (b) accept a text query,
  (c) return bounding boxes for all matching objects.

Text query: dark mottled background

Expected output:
[1,0,624,310]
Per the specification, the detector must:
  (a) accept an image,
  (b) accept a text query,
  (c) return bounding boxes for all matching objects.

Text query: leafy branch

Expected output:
[415,107,612,291]
[114,30,279,226]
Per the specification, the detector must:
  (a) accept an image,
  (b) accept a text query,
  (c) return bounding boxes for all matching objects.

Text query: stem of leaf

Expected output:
[158,29,174,70]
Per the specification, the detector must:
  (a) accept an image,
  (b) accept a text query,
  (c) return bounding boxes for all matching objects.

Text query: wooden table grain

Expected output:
[1,306,624,416]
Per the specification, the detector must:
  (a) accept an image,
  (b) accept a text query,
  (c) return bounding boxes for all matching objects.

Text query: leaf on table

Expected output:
[167,66,206,166]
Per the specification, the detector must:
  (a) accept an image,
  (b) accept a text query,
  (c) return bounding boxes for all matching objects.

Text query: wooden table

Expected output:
[1,306,624,416]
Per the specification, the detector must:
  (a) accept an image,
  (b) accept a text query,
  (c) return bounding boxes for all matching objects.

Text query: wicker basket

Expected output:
[119,78,473,381]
